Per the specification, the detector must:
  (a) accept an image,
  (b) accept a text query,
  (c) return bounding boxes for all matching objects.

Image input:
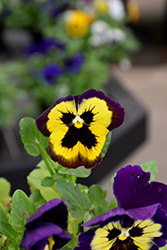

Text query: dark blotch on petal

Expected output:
[60,112,75,126]
[107,228,121,241]
[129,226,143,237]
[111,237,139,250]
[61,125,97,149]
[80,110,94,125]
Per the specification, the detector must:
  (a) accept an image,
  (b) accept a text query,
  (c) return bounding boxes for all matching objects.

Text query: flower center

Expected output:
[47,236,55,250]
[73,115,84,128]
[118,228,130,241]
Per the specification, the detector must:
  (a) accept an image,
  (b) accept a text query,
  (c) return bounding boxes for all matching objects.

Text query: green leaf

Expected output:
[0,209,18,242]
[160,245,167,250]
[29,190,46,210]
[56,180,92,219]
[101,132,112,158]
[27,168,61,201]
[19,117,49,157]
[109,173,117,189]
[108,197,118,210]
[0,178,11,204]
[140,160,158,181]
[60,245,73,250]
[11,190,36,233]
[41,176,57,187]
[58,166,91,178]
[88,185,108,213]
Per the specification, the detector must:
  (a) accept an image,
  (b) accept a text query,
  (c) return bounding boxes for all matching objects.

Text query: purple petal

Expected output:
[20,222,71,250]
[146,206,167,248]
[65,53,84,74]
[83,204,159,227]
[74,228,96,250]
[26,199,68,229]
[78,89,125,130]
[113,165,167,212]
[25,38,65,56]
[42,63,62,84]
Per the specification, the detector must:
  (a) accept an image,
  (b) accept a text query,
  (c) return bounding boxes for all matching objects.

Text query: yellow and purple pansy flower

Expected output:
[36,89,124,169]
[20,198,71,250]
[74,165,167,250]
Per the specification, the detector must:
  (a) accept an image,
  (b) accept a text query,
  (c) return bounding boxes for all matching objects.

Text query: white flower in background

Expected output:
[89,20,125,47]
[94,0,125,20]
[108,0,125,20]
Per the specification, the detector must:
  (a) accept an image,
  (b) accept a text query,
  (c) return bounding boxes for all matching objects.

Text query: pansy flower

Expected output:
[75,165,167,250]
[25,38,65,56]
[64,53,85,74]
[65,10,91,38]
[42,63,63,84]
[20,198,71,250]
[36,89,124,169]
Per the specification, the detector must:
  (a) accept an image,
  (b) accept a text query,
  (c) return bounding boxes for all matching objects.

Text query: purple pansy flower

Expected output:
[20,198,71,250]
[42,63,63,84]
[25,38,65,56]
[64,53,85,74]
[75,165,167,250]
[42,0,72,18]
[36,89,124,169]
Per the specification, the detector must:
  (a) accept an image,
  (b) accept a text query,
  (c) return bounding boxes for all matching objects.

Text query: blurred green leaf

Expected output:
[0,178,11,205]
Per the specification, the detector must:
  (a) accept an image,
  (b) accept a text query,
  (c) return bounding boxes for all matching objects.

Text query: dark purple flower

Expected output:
[42,63,63,84]
[75,166,167,250]
[64,53,85,74]
[25,38,65,56]
[42,0,72,18]
[20,198,71,250]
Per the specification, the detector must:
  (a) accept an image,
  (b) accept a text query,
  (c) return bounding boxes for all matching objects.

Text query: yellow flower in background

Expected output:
[127,0,140,24]
[36,89,125,169]
[94,0,108,14]
[65,10,91,38]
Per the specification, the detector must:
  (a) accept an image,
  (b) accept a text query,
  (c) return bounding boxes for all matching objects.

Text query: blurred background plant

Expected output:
[0,0,140,125]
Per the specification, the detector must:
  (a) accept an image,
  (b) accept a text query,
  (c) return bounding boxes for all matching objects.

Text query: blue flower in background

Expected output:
[42,63,63,84]
[64,53,85,74]
[25,38,65,56]
[42,0,72,18]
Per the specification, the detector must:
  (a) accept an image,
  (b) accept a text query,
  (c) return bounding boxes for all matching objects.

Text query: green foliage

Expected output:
[101,132,112,158]
[58,166,91,178]
[60,245,73,250]
[108,197,118,210]
[19,117,49,157]
[140,160,158,181]
[11,190,36,233]
[27,167,61,201]
[56,180,92,219]
[0,209,17,242]
[88,185,108,216]
[0,178,11,205]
